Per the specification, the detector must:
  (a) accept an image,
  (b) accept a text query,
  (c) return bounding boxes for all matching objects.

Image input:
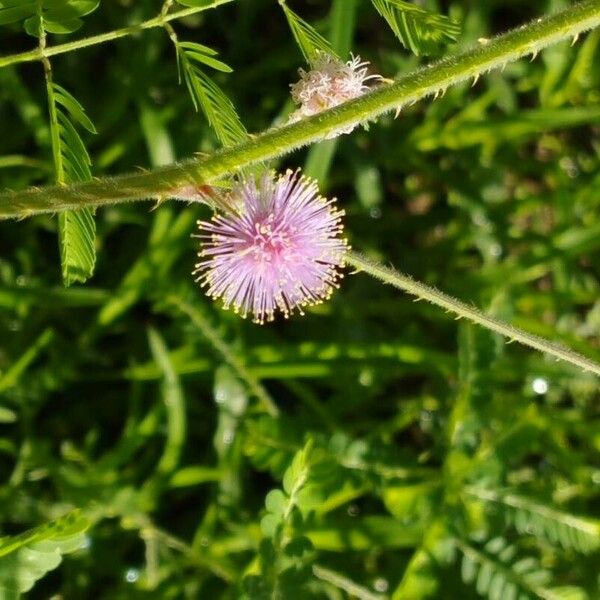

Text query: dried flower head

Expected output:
[194,170,348,324]
[289,53,382,136]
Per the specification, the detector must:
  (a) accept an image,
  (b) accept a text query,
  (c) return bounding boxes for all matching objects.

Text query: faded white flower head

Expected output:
[289,53,382,137]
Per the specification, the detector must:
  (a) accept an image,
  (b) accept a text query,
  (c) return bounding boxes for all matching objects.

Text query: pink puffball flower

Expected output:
[289,53,382,137]
[193,170,348,324]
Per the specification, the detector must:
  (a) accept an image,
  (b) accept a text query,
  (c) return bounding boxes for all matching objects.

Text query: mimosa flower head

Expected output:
[289,53,382,137]
[193,169,348,324]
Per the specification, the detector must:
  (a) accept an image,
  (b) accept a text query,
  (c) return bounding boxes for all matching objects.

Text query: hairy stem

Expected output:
[346,252,600,377]
[0,0,236,70]
[1,0,599,218]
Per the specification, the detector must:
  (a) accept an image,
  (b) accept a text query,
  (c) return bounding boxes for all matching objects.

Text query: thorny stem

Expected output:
[346,252,600,377]
[0,0,236,69]
[1,1,599,218]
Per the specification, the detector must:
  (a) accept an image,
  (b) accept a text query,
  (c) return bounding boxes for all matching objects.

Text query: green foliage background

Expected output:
[0,0,599,598]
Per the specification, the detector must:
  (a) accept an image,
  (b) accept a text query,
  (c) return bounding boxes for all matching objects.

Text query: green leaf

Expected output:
[178,41,219,56]
[0,329,54,394]
[44,0,99,21]
[0,3,36,26]
[23,14,41,36]
[213,366,248,506]
[470,488,600,554]
[0,405,17,423]
[370,0,460,56]
[148,327,187,479]
[392,521,454,599]
[283,439,313,496]
[280,2,337,63]
[546,587,589,600]
[14,0,99,36]
[169,466,222,488]
[304,516,423,552]
[185,52,233,73]
[260,514,282,538]
[178,41,233,72]
[178,49,248,147]
[43,17,82,33]
[49,82,97,286]
[382,481,440,523]
[0,0,35,7]
[254,441,319,597]
[450,323,501,454]
[244,415,300,478]
[176,0,214,6]
[458,538,555,600]
[0,511,89,595]
[265,489,287,516]
[57,112,92,173]
[58,208,96,286]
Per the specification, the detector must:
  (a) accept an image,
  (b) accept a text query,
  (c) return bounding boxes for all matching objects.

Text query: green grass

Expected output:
[0,0,599,598]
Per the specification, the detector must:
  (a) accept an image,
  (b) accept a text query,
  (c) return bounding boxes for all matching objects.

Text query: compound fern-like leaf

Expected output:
[370,0,460,56]
[49,82,97,286]
[279,1,337,63]
[177,42,248,147]
[469,488,600,554]
[458,537,589,600]
[0,511,89,595]
[0,0,100,36]
[459,537,552,600]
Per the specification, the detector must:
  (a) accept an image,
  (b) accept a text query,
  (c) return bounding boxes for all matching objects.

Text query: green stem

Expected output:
[40,29,63,185]
[1,0,598,218]
[0,0,236,70]
[303,0,358,181]
[168,296,280,417]
[0,155,51,171]
[312,564,385,600]
[125,516,235,582]
[147,328,186,479]
[346,252,600,377]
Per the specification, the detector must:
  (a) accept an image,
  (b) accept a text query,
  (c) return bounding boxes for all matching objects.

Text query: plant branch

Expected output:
[1,0,598,218]
[0,0,236,70]
[346,252,600,377]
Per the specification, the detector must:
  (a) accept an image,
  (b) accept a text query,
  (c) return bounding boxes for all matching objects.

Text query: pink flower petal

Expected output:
[194,170,348,323]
